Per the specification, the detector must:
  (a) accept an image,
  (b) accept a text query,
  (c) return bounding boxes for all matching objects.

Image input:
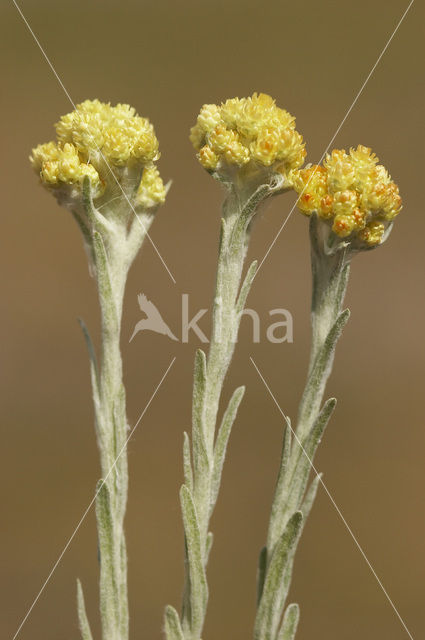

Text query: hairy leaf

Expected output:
[76,579,93,640]
[254,511,303,640]
[192,349,209,480]
[210,385,245,512]
[164,605,185,640]
[236,260,257,317]
[96,480,119,637]
[180,484,208,633]
[183,431,194,493]
[277,603,300,640]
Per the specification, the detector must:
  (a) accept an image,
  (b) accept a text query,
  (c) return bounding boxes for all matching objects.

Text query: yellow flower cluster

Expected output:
[292,145,402,246]
[30,100,165,206]
[190,93,306,175]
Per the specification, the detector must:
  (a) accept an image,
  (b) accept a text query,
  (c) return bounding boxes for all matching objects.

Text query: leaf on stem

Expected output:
[210,385,245,511]
[305,397,336,455]
[277,602,300,640]
[180,484,208,633]
[230,182,274,246]
[284,399,335,527]
[91,229,111,286]
[267,423,292,552]
[336,263,351,311]
[300,310,349,427]
[301,472,322,522]
[267,473,323,636]
[95,480,119,636]
[82,176,111,234]
[183,431,194,493]
[254,511,303,640]
[236,260,257,317]
[314,309,350,385]
[164,605,185,640]
[192,349,209,479]
[76,579,94,640]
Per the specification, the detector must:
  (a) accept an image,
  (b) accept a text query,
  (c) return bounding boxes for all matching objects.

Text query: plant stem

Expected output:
[255,215,352,640]
[77,178,154,640]
[165,178,283,640]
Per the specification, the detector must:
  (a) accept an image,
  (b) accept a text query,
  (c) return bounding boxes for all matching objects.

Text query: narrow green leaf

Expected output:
[280,399,335,533]
[267,423,292,552]
[96,481,114,562]
[294,397,335,496]
[82,176,95,223]
[277,603,300,640]
[305,397,336,454]
[312,310,349,389]
[76,579,93,640]
[301,472,322,522]
[180,484,208,634]
[256,546,268,606]
[336,263,351,311]
[193,349,207,425]
[164,605,185,640]
[230,182,274,247]
[183,431,194,493]
[254,511,303,640]
[236,260,257,317]
[91,230,118,337]
[181,540,191,636]
[95,480,119,637]
[271,474,323,635]
[110,385,129,527]
[298,310,349,435]
[210,385,245,512]
[192,349,209,479]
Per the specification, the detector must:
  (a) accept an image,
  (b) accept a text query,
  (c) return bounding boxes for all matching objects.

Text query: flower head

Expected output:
[190,93,306,186]
[30,99,165,211]
[292,145,402,248]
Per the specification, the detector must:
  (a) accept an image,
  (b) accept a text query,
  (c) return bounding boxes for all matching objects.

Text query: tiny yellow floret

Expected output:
[292,145,402,247]
[190,93,306,178]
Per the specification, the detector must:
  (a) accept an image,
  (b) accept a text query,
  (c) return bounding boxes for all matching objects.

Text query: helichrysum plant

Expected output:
[164,93,306,640]
[254,146,402,640]
[30,99,167,640]
[29,94,403,640]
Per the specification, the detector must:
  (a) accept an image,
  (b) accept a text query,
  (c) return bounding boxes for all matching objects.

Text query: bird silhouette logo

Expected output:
[129,294,178,342]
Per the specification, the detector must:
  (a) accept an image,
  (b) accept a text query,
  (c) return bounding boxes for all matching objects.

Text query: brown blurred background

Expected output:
[1,1,424,638]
